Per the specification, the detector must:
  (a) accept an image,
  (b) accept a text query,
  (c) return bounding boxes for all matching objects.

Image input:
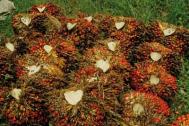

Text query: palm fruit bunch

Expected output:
[171,114,189,126]
[81,39,132,74]
[131,41,182,76]
[146,21,189,55]
[94,15,146,58]
[59,15,99,52]
[12,5,63,39]
[130,62,178,99]
[121,91,170,125]
[73,66,126,113]
[0,2,189,126]
[2,84,48,126]
[46,85,105,126]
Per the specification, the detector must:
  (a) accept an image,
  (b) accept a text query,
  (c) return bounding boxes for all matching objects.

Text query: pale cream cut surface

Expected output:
[26,65,41,76]
[21,16,31,26]
[95,59,110,73]
[10,88,22,100]
[150,52,162,61]
[5,42,14,52]
[115,22,125,30]
[133,103,145,116]
[44,45,53,54]
[64,90,83,105]
[67,22,77,30]
[107,41,117,51]
[163,28,176,36]
[159,22,176,36]
[84,16,93,22]
[149,75,160,85]
[37,6,46,13]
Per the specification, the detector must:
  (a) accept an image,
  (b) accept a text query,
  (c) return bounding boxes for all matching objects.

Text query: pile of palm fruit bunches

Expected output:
[0,3,189,126]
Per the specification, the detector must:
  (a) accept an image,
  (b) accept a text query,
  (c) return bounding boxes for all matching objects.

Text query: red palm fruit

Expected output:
[12,13,62,38]
[60,17,99,52]
[55,38,80,73]
[119,22,147,58]
[74,65,100,84]
[110,16,144,42]
[121,91,170,126]
[132,42,182,76]
[171,114,189,126]
[46,87,105,126]
[3,86,48,126]
[130,62,178,99]
[29,3,63,16]
[82,41,132,76]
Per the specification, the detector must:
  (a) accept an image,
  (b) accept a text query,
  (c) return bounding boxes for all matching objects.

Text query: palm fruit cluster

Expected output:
[0,3,189,126]
[121,91,170,125]
[171,114,189,126]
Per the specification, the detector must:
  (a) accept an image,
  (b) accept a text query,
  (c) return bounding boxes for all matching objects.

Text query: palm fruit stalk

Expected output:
[171,114,189,126]
[46,86,105,126]
[132,41,182,76]
[2,85,48,126]
[121,91,170,126]
[130,62,178,99]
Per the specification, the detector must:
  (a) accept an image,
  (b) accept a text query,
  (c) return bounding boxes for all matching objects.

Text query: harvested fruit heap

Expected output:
[0,3,189,126]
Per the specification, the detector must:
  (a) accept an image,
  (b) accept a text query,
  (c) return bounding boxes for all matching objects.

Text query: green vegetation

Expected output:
[0,0,189,123]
